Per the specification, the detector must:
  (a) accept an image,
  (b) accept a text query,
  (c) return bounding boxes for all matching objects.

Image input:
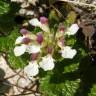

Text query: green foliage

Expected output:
[0,1,9,15]
[0,0,20,36]
[39,37,94,96]
[89,85,96,96]
[65,11,77,26]
[0,0,96,96]
[0,27,28,68]
[0,1,25,68]
[40,60,80,96]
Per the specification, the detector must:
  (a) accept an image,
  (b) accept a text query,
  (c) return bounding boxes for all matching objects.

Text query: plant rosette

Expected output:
[14,16,79,79]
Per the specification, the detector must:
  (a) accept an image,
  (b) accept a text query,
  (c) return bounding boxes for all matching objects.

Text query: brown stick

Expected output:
[58,0,96,8]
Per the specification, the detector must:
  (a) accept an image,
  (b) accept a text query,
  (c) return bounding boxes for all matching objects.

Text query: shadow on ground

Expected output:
[0,68,11,95]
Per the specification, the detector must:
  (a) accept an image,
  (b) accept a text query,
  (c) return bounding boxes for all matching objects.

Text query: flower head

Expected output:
[14,16,78,76]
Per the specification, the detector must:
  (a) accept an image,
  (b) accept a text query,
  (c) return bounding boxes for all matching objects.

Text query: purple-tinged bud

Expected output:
[31,53,38,61]
[47,46,53,54]
[37,32,43,44]
[60,37,65,46]
[59,27,65,32]
[20,28,28,35]
[40,16,48,24]
[22,38,31,44]
[59,23,65,32]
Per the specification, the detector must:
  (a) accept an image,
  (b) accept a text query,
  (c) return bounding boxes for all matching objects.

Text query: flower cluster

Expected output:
[14,16,79,79]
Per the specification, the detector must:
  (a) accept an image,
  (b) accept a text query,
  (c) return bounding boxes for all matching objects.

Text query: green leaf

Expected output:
[0,1,9,15]
[66,36,76,46]
[40,59,80,96]
[40,72,80,96]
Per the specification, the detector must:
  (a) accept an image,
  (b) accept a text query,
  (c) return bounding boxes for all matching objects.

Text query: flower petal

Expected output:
[40,24,50,32]
[24,61,39,77]
[40,16,48,24]
[39,55,55,71]
[29,18,41,27]
[15,36,23,44]
[66,24,79,35]
[61,46,77,59]
[14,44,27,56]
[26,45,41,54]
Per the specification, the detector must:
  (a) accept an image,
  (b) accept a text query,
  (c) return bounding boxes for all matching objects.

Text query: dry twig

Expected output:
[59,0,96,8]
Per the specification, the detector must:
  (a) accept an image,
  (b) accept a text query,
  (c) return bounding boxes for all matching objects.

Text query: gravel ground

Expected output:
[0,56,37,96]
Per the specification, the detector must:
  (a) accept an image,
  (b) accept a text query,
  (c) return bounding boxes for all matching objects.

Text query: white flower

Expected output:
[24,61,39,77]
[14,44,41,56]
[39,55,55,71]
[26,45,41,54]
[15,36,24,44]
[29,18,50,32]
[29,18,41,27]
[66,24,79,35]
[60,46,77,59]
[14,44,27,56]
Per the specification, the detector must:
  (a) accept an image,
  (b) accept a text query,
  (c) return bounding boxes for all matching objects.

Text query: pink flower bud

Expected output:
[31,53,38,61]
[59,37,65,46]
[20,28,28,35]
[47,46,53,54]
[22,38,31,44]
[40,16,48,24]
[37,32,43,44]
[59,26,65,32]
[59,23,65,32]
